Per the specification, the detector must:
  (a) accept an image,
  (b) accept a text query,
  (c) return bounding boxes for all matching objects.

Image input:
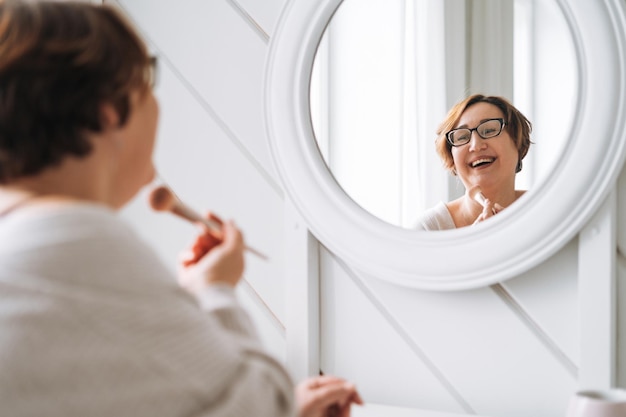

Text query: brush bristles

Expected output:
[149,186,176,212]
[468,185,487,207]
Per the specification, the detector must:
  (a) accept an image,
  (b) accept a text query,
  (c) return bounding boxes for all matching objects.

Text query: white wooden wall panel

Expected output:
[618,165,626,256]
[150,62,286,323]
[115,1,626,416]
[238,282,286,362]
[229,0,284,37]
[617,253,626,387]
[320,249,468,413]
[116,0,279,186]
[116,0,288,341]
[284,202,321,380]
[321,248,578,417]
[500,241,579,366]
[618,165,626,386]
[579,193,617,389]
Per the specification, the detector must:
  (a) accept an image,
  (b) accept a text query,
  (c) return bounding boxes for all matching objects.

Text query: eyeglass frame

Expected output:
[446,118,507,147]
[146,55,158,88]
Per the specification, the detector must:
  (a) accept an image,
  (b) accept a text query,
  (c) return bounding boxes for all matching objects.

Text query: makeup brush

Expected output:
[148,185,268,260]
[468,185,487,207]
[468,185,497,214]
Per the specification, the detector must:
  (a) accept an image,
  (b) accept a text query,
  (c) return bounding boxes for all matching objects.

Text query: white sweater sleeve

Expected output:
[0,205,297,417]
[191,284,297,417]
[195,284,260,340]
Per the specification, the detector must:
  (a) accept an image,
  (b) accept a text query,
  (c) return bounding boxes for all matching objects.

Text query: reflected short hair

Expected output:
[434,94,532,175]
[0,0,153,183]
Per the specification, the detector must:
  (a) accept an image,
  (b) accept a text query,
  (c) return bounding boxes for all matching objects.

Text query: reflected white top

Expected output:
[415,201,455,231]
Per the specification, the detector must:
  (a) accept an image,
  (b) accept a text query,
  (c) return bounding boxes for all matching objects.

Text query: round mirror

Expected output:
[309,0,577,229]
[264,0,626,290]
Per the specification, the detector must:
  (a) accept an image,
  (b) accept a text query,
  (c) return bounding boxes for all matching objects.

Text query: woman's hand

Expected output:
[296,375,364,417]
[472,198,504,225]
[177,212,245,293]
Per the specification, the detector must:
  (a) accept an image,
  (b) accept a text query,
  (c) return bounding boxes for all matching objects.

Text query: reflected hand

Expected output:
[472,198,504,225]
[296,375,364,417]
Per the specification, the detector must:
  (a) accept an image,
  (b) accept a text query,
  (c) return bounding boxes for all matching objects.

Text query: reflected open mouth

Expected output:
[470,157,495,168]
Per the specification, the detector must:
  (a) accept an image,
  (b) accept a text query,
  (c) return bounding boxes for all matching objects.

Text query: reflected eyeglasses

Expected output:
[446,118,506,147]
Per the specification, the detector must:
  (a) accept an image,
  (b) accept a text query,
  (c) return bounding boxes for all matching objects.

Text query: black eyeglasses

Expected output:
[446,118,506,147]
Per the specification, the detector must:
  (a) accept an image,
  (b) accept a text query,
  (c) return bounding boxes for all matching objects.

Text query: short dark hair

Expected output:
[0,0,153,183]
[435,94,533,174]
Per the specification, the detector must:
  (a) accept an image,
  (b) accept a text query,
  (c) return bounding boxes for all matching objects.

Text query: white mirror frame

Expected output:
[264,0,626,291]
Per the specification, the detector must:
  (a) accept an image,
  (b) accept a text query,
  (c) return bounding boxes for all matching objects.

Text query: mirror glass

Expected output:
[310,0,577,229]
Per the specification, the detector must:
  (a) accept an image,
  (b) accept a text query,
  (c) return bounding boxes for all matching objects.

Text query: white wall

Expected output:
[114,1,625,416]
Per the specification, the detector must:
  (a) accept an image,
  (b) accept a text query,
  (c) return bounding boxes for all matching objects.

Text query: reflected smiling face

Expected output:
[451,102,519,194]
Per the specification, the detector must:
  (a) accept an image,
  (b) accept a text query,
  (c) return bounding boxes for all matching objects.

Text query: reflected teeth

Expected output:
[471,158,495,168]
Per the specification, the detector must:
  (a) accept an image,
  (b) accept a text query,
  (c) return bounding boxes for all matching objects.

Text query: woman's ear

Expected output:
[99,103,120,129]
[97,103,125,151]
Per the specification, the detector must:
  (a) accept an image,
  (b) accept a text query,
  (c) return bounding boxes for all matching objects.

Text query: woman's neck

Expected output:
[0,155,114,209]
[478,185,520,208]
[447,185,525,228]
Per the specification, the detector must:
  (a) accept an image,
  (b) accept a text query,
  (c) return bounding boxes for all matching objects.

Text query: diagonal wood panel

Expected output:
[501,241,579,367]
[230,0,284,37]
[320,249,470,413]
[115,0,279,186]
[116,0,287,332]
[321,244,578,417]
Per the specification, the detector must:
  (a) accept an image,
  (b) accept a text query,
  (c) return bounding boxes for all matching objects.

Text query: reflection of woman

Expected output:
[415,94,532,230]
[0,2,361,416]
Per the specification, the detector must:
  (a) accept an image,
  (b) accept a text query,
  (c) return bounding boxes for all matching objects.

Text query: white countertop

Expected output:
[352,403,484,417]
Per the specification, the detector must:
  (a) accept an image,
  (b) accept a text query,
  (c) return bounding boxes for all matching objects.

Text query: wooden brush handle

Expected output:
[149,185,268,260]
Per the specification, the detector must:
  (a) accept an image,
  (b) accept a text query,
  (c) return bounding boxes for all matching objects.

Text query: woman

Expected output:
[0,1,361,416]
[415,94,532,230]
